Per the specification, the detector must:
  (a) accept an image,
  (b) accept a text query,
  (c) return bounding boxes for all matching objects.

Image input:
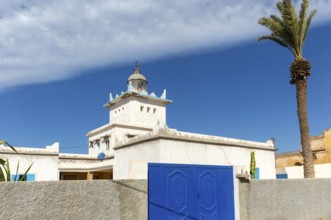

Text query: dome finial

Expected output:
[133,60,141,75]
[127,61,148,94]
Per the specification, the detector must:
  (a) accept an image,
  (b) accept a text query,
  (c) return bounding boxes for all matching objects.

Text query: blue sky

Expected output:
[1,1,331,154]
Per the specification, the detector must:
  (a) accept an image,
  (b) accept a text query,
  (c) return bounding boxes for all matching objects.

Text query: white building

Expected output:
[69,64,276,180]
[1,65,277,181]
[0,143,59,181]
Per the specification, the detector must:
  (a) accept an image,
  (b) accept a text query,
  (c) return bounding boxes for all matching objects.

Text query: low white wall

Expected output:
[114,137,276,180]
[160,139,275,179]
[0,153,58,181]
[277,163,331,179]
[114,139,161,179]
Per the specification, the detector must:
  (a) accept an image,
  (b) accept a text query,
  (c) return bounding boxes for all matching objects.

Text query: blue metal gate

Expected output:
[148,163,235,220]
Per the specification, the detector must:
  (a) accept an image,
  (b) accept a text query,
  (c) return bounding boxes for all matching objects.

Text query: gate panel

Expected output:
[218,166,235,219]
[149,163,234,220]
[197,167,220,220]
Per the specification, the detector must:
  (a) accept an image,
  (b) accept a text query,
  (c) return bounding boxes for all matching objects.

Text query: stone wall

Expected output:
[240,179,331,220]
[276,129,331,169]
[0,180,147,220]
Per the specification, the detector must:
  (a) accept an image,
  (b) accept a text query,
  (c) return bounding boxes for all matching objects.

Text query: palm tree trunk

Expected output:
[295,80,315,178]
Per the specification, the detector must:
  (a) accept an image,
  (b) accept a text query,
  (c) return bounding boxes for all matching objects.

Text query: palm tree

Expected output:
[257,0,317,178]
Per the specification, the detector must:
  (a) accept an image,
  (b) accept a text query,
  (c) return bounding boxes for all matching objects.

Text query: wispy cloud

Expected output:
[0,0,330,91]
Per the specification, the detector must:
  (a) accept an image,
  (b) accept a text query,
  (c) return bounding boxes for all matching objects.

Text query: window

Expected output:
[12,174,35,181]
[147,107,150,113]
[19,175,27,181]
[276,174,288,179]
[94,140,100,149]
[153,108,156,114]
[255,167,260,179]
[140,106,144,112]
[102,136,110,151]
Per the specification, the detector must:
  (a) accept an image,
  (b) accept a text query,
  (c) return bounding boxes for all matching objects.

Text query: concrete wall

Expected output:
[0,180,147,220]
[240,179,331,220]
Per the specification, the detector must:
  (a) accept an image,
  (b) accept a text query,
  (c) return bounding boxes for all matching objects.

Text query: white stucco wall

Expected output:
[109,96,167,128]
[114,139,161,179]
[88,94,168,157]
[109,98,131,124]
[0,143,59,181]
[130,97,166,127]
[159,139,275,179]
[114,136,276,180]
[277,163,331,179]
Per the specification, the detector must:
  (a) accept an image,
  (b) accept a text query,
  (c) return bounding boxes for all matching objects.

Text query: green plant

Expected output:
[257,0,317,178]
[0,140,33,182]
[250,152,256,179]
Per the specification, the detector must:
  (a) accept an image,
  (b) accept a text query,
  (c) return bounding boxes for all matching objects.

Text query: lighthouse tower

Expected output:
[87,64,172,156]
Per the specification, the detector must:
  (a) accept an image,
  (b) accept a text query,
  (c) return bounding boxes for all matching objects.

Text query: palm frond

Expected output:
[0,140,17,152]
[14,161,20,181]
[257,35,287,47]
[298,0,309,35]
[0,165,6,181]
[258,17,283,36]
[258,34,295,56]
[302,9,317,43]
[283,0,298,30]
[277,0,298,53]
[258,16,292,47]
[270,15,284,25]
[5,141,17,153]
[5,159,11,181]
[297,0,310,55]
[258,0,317,59]
[276,1,285,16]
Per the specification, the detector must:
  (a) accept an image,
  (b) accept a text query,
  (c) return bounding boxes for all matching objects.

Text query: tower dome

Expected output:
[127,62,148,94]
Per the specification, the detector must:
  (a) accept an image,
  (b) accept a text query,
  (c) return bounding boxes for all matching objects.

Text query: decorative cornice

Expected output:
[113,127,276,151]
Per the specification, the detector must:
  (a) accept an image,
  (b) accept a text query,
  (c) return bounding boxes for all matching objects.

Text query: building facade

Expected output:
[1,65,277,181]
[276,129,331,178]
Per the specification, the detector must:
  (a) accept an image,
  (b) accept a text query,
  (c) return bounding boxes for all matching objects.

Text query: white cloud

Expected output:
[0,0,330,91]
